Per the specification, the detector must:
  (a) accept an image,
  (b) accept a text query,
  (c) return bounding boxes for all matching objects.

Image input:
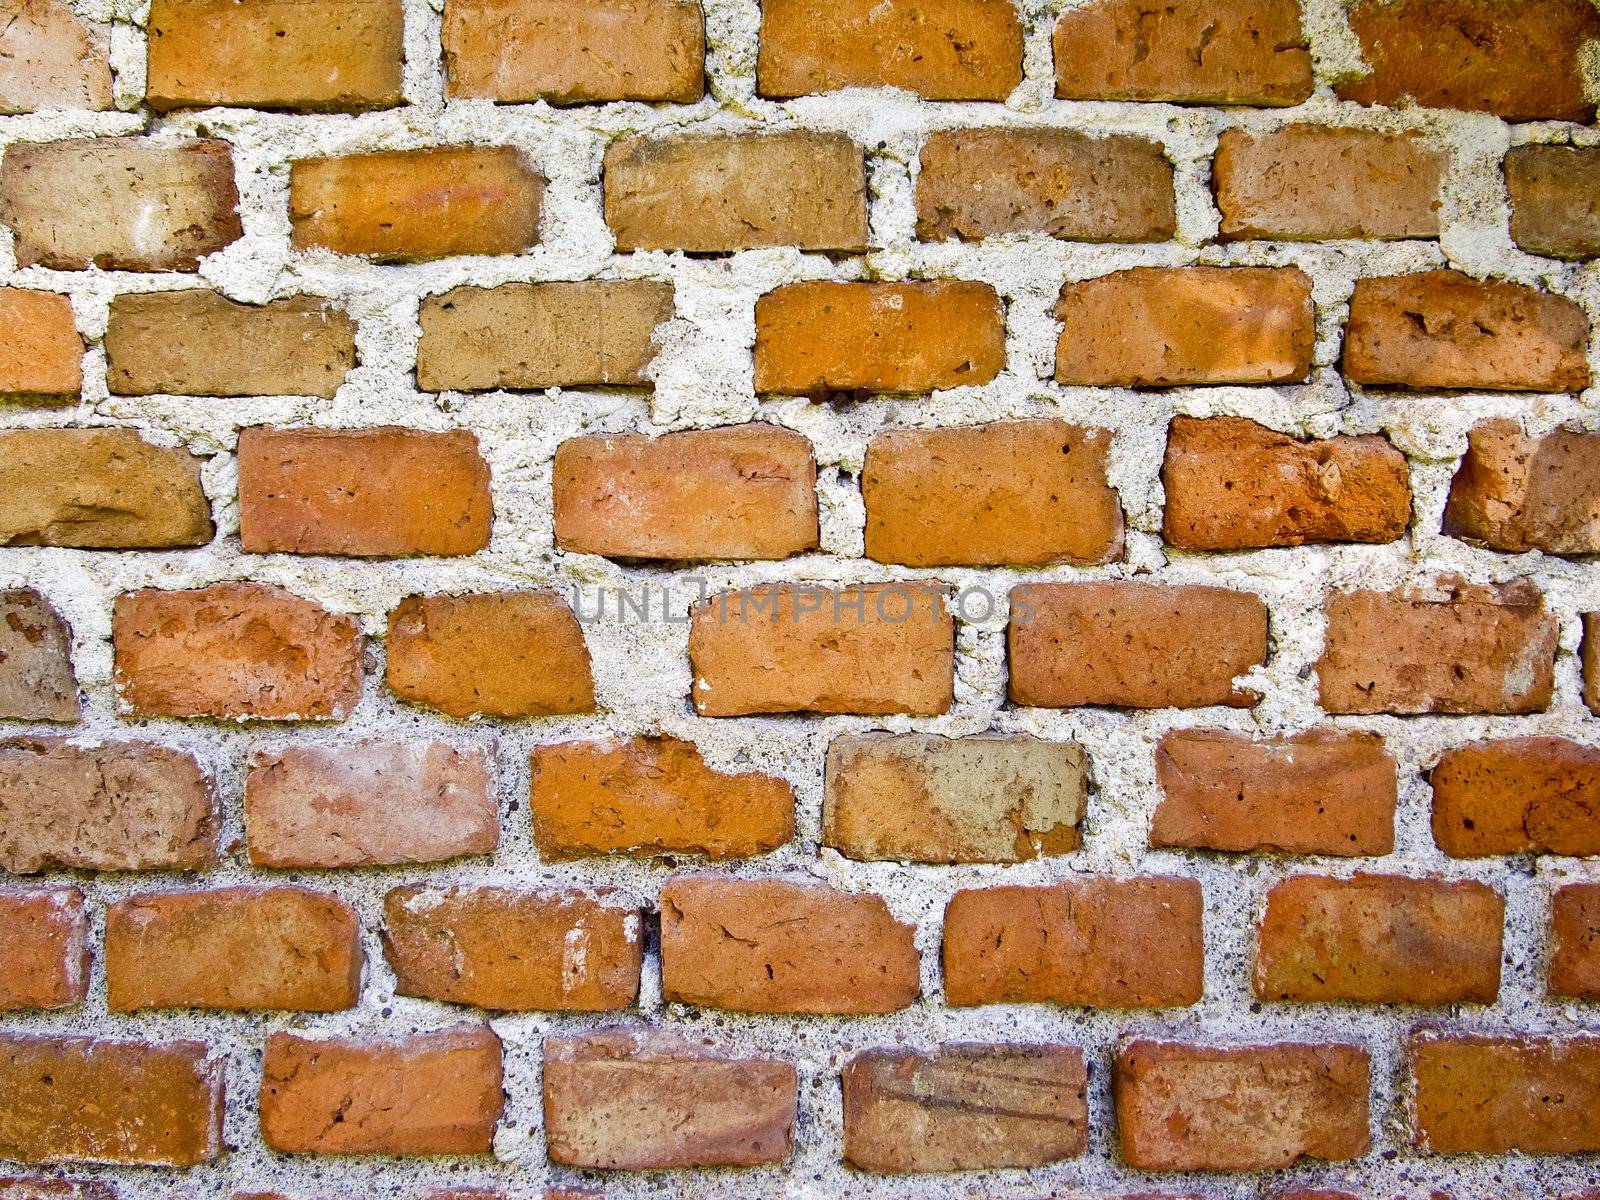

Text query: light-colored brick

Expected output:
[0,0,112,113]
[0,290,82,399]
[0,590,78,721]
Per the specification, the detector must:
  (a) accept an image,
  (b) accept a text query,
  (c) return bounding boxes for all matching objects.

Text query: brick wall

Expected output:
[0,0,1597,1197]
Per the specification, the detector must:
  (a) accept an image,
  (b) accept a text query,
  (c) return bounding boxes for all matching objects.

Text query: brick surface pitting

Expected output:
[1428,737,1600,857]
[1442,419,1600,555]
[0,889,88,1010]
[0,590,78,721]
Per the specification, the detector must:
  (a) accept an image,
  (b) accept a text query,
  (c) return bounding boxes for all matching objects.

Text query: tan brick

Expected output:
[237,426,492,557]
[290,147,543,261]
[1587,613,1600,716]
[1344,270,1590,393]
[383,885,641,1010]
[443,0,704,103]
[544,1031,796,1169]
[528,736,795,860]
[1336,0,1600,122]
[553,424,818,561]
[1551,884,1600,1000]
[0,0,112,113]
[0,290,82,399]
[260,1027,504,1155]
[688,582,954,716]
[105,886,362,1012]
[1054,0,1312,105]
[1162,415,1411,549]
[386,591,595,718]
[1442,419,1600,555]
[754,281,1005,396]
[1428,737,1600,858]
[0,737,218,874]
[0,138,240,271]
[823,732,1086,863]
[0,1036,223,1166]
[1152,728,1397,856]
[660,875,920,1014]
[106,292,356,399]
[605,131,867,253]
[417,280,673,392]
[1114,1041,1370,1171]
[114,583,363,720]
[1008,582,1268,709]
[863,419,1123,566]
[1507,145,1600,261]
[842,1044,1087,1172]
[1316,579,1557,715]
[757,0,1021,100]
[1409,1032,1600,1154]
[245,740,497,868]
[146,0,403,111]
[943,878,1205,1008]
[0,590,77,722]
[0,889,88,1010]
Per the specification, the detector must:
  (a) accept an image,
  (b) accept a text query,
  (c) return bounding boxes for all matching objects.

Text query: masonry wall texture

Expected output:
[0,0,1598,1198]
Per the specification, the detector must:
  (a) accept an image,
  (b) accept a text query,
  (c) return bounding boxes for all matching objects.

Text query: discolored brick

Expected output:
[0,889,88,1010]
[1588,613,1600,716]
[0,590,77,721]
[1442,419,1600,555]
[1551,883,1600,1000]
[0,290,82,399]
[1428,737,1600,858]
[1409,1032,1600,1154]
[1507,145,1600,261]
[0,0,112,113]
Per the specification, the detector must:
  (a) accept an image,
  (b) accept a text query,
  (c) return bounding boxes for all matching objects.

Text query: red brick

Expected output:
[1409,1032,1600,1154]
[1507,145,1600,261]
[245,740,497,868]
[259,1027,504,1155]
[1551,883,1600,1000]
[0,889,88,1010]
[544,1030,796,1168]
[113,583,363,720]
[0,290,81,399]
[0,590,78,721]
[553,424,818,561]
[238,425,493,557]
[1008,582,1268,709]
[660,875,920,1014]
[0,1036,223,1166]
[1428,736,1600,858]
[863,419,1123,566]
[104,886,362,1012]
[1152,728,1397,856]
[1442,419,1600,555]
[943,878,1204,1008]
[1055,267,1314,387]
[383,885,641,1010]
[1588,613,1600,716]
[0,0,112,113]
[1114,1040,1370,1171]
[528,736,795,859]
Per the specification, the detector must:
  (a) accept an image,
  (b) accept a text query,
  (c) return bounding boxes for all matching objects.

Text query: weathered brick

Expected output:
[862,419,1123,566]
[917,127,1174,243]
[442,0,704,103]
[1054,266,1314,387]
[943,878,1204,1008]
[553,424,818,561]
[757,0,1021,100]
[1215,125,1445,241]
[1114,1041,1370,1171]
[1054,0,1313,105]
[0,0,112,113]
[238,426,492,557]
[1409,1032,1600,1154]
[688,582,954,716]
[823,733,1086,863]
[0,290,82,399]
[417,280,673,392]
[104,886,362,1012]
[114,583,363,720]
[1551,883,1600,1000]
[0,428,212,549]
[544,1031,796,1168]
[0,590,77,721]
[106,292,356,399]
[1008,582,1268,709]
[146,0,403,111]
[0,138,240,271]
[1336,0,1600,122]
[245,741,497,868]
[0,1180,114,1200]
[1428,737,1600,858]
[1588,612,1600,716]
[1442,420,1600,555]
[0,889,88,1010]
[290,147,543,261]
[386,591,595,718]
[384,885,641,1011]
[1152,728,1397,856]
[754,281,1005,396]
[259,1027,504,1155]
[1507,145,1600,261]
[1344,270,1590,393]
[0,738,218,874]
[0,1036,223,1166]
[605,131,867,253]
[660,875,920,1014]
[1162,416,1411,549]
[528,736,795,860]
[1316,579,1557,715]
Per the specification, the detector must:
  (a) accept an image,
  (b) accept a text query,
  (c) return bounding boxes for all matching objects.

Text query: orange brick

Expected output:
[1507,145,1600,261]
[0,889,88,1010]
[1442,419,1600,555]
[1588,612,1600,716]
[1551,883,1600,1000]
[1428,737,1600,858]
[0,290,81,399]
[0,0,112,113]
[1409,1032,1600,1154]
[0,590,79,722]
